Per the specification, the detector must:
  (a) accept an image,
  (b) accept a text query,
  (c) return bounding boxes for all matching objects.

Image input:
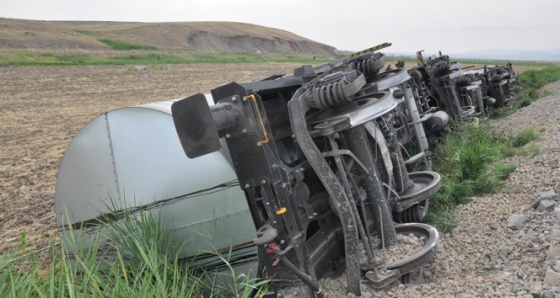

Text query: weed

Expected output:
[515,96,532,109]
[494,163,516,181]
[99,38,159,51]
[509,128,539,148]
[517,144,540,156]
[425,208,455,234]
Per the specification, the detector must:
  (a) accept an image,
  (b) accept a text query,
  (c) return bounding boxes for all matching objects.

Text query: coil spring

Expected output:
[311,79,351,109]
[454,76,471,88]
[353,58,377,78]
[352,53,385,79]
[433,61,450,77]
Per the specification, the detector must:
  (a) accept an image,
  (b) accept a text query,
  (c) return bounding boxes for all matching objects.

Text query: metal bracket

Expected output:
[244,94,270,147]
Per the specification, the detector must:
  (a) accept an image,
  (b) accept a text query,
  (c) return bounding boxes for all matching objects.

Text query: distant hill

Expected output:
[387,49,560,62]
[0,18,337,55]
[454,49,560,62]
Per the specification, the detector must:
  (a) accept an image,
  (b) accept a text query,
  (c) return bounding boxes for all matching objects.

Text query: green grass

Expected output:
[425,124,539,232]
[98,38,159,51]
[0,50,336,67]
[511,66,560,109]
[2,50,554,68]
[0,207,267,297]
[508,128,539,148]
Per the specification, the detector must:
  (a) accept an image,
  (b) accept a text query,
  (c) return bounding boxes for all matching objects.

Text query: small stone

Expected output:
[507,214,529,230]
[522,228,537,240]
[544,266,560,286]
[554,182,560,194]
[555,207,560,223]
[532,191,558,209]
[361,292,372,298]
[134,65,148,71]
[550,227,560,240]
[549,247,560,261]
[538,199,556,212]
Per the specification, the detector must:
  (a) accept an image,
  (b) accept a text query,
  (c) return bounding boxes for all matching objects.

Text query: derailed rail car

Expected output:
[56,44,518,296]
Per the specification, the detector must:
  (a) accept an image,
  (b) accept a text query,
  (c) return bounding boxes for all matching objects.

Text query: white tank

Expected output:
[55,98,256,267]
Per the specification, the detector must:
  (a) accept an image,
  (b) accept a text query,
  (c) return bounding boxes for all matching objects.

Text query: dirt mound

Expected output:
[0,18,336,55]
[185,30,334,54]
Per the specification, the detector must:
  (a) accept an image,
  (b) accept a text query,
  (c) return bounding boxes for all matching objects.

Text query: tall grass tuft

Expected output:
[426,121,541,232]
[0,205,267,297]
[426,124,525,230]
[508,128,539,148]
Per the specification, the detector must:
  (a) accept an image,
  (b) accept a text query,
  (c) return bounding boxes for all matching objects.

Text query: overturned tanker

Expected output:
[56,44,441,296]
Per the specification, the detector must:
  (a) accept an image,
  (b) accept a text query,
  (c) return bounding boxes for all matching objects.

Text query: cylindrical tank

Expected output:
[55,98,256,270]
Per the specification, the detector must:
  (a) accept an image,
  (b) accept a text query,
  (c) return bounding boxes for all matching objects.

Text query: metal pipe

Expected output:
[343,126,398,247]
[403,84,432,170]
[329,136,377,268]
[378,116,414,194]
[288,90,361,296]
[274,248,325,297]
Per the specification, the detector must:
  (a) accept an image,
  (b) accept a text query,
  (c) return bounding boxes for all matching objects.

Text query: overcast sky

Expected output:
[2,0,559,54]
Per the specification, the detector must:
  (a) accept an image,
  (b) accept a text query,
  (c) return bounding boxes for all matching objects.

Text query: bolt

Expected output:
[244,184,250,189]
[241,128,247,133]
[308,215,314,219]
[225,133,231,138]
[261,179,266,184]
[273,221,277,224]
[280,240,285,244]
[266,202,270,205]
[232,96,238,102]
